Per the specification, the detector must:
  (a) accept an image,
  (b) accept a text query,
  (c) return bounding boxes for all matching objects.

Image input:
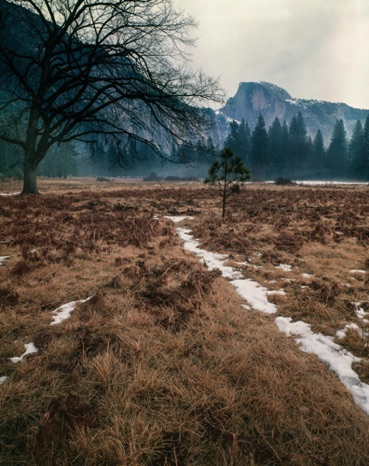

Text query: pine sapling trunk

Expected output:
[222,180,227,218]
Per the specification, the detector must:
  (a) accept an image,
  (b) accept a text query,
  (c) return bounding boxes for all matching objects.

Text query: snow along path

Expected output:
[276,317,369,414]
[168,216,369,415]
[176,226,277,314]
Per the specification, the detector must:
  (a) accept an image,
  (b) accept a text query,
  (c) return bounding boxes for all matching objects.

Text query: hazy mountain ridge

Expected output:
[218,81,369,142]
[1,0,368,179]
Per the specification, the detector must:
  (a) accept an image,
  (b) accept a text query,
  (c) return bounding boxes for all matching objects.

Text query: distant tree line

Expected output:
[0,138,162,179]
[0,140,79,179]
[2,112,369,182]
[224,112,369,181]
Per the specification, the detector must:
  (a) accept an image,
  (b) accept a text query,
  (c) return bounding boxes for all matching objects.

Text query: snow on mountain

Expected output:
[217,81,369,141]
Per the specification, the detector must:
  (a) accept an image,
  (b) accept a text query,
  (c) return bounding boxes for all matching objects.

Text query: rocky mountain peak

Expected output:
[219,81,369,142]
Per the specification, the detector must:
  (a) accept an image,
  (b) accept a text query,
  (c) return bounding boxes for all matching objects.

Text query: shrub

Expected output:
[275,177,295,186]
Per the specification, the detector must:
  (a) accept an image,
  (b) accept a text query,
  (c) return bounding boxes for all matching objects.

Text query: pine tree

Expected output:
[238,118,251,165]
[288,111,308,178]
[327,119,348,179]
[204,147,251,217]
[225,120,240,155]
[268,117,283,178]
[312,129,326,179]
[224,119,250,164]
[349,120,364,179]
[280,120,289,177]
[250,114,269,179]
[304,136,314,178]
[362,115,369,180]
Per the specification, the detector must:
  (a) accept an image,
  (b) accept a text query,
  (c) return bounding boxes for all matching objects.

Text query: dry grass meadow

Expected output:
[1,177,369,465]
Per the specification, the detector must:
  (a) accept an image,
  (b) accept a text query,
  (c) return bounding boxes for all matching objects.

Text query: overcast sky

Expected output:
[174,0,369,109]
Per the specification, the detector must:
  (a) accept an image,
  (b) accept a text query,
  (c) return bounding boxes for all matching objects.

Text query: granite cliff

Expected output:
[218,82,369,142]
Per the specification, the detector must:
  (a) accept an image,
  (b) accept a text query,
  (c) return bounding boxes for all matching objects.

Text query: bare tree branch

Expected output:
[0,0,224,193]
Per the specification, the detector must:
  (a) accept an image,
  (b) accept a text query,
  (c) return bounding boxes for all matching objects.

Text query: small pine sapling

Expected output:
[204,147,251,217]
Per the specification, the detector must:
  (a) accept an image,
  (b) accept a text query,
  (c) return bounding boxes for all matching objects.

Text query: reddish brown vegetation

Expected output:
[1,181,369,465]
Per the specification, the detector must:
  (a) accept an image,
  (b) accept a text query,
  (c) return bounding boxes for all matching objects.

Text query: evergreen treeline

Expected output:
[224,112,369,181]
[1,112,369,181]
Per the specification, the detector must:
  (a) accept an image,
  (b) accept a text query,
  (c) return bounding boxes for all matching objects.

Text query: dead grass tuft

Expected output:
[310,277,343,304]
[34,393,96,465]
[10,259,34,277]
[0,286,19,306]
[335,328,369,358]
[353,360,369,384]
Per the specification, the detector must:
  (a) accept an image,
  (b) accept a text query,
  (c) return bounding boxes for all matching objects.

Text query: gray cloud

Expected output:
[174,0,369,109]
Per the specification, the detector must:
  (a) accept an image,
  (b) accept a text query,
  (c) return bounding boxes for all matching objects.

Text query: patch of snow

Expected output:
[232,279,278,314]
[0,376,8,384]
[10,342,38,363]
[296,181,368,186]
[51,297,92,325]
[355,304,369,322]
[177,227,240,279]
[223,116,241,125]
[0,192,20,196]
[165,216,194,223]
[302,273,313,278]
[336,323,361,339]
[276,264,292,272]
[0,256,10,266]
[350,270,366,274]
[276,317,369,414]
[267,289,286,296]
[176,227,276,314]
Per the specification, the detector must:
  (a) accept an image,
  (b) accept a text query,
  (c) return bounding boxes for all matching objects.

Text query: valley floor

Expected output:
[1,179,369,465]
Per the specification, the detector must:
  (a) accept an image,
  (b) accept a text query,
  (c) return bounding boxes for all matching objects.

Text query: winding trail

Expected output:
[168,216,369,415]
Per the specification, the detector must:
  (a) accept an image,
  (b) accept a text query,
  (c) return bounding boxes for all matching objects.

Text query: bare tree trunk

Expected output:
[21,157,39,194]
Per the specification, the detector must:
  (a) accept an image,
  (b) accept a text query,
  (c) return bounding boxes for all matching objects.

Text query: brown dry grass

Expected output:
[1,179,369,465]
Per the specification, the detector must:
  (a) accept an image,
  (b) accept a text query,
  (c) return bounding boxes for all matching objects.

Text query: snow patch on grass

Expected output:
[0,256,10,266]
[276,317,369,414]
[51,297,92,325]
[9,342,38,363]
[165,215,194,223]
[175,227,277,314]
[276,263,292,272]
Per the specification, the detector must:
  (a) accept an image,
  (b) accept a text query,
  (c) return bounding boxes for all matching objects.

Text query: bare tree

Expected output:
[0,0,223,194]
